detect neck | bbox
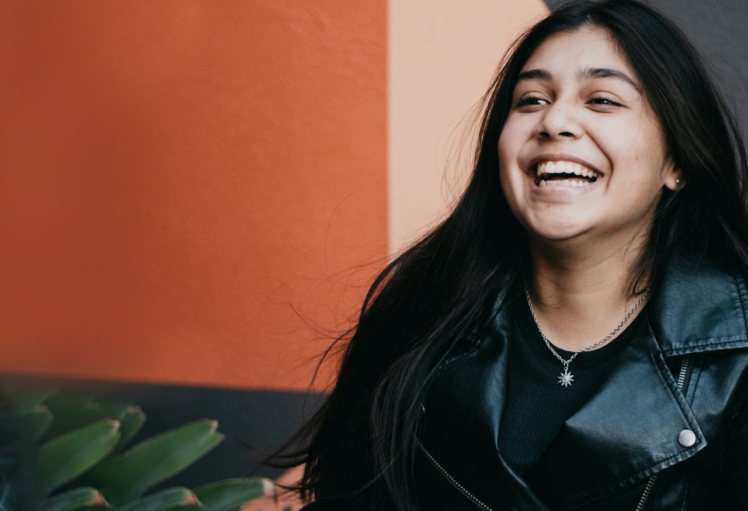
[525,234,651,352]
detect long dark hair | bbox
[264,1,748,509]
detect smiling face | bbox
[497,25,682,248]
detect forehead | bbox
[521,25,638,86]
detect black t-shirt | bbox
[497,294,651,476]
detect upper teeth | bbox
[536,160,598,178]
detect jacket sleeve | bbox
[724,392,748,509]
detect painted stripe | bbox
[388,0,548,256]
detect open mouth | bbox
[532,161,601,188]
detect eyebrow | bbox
[516,67,641,92]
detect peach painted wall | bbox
[389,0,549,255]
[0,1,548,392]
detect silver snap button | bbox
[678,429,696,447]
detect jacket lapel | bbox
[648,253,748,356]
[525,325,706,509]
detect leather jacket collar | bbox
[419,253,748,510]
[648,253,748,356]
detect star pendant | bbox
[558,367,574,387]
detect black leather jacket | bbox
[416,254,748,510]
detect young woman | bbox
[268,0,748,509]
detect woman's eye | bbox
[514,96,622,108]
[516,96,547,107]
[589,97,621,106]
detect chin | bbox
[525,219,588,242]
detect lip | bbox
[527,153,603,176]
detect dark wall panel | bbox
[543,0,748,135]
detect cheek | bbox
[498,134,520,179]
[497,129,513,171]
[497,118,530,183]
[602,111,668,174]
[497,134,515,198]
[498,115,529,159]
[610,127,666,190]
[599,133,669,220]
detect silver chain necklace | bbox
[524,284,651,387]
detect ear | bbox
[663,162,684,191]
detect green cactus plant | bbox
[37,418,122,494]
[117,487,199,511]
[0,383,272,511]
[45,487,108,511]
[0,405,53,442]
[84,419,224,506]
[172,478,269,511]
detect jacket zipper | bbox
[635,354,693,511]
[419,354,695,511]
[417,438,497,511]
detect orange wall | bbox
[0,1,548,392]
[0,1,387,391]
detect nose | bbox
[535,100,583,140]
